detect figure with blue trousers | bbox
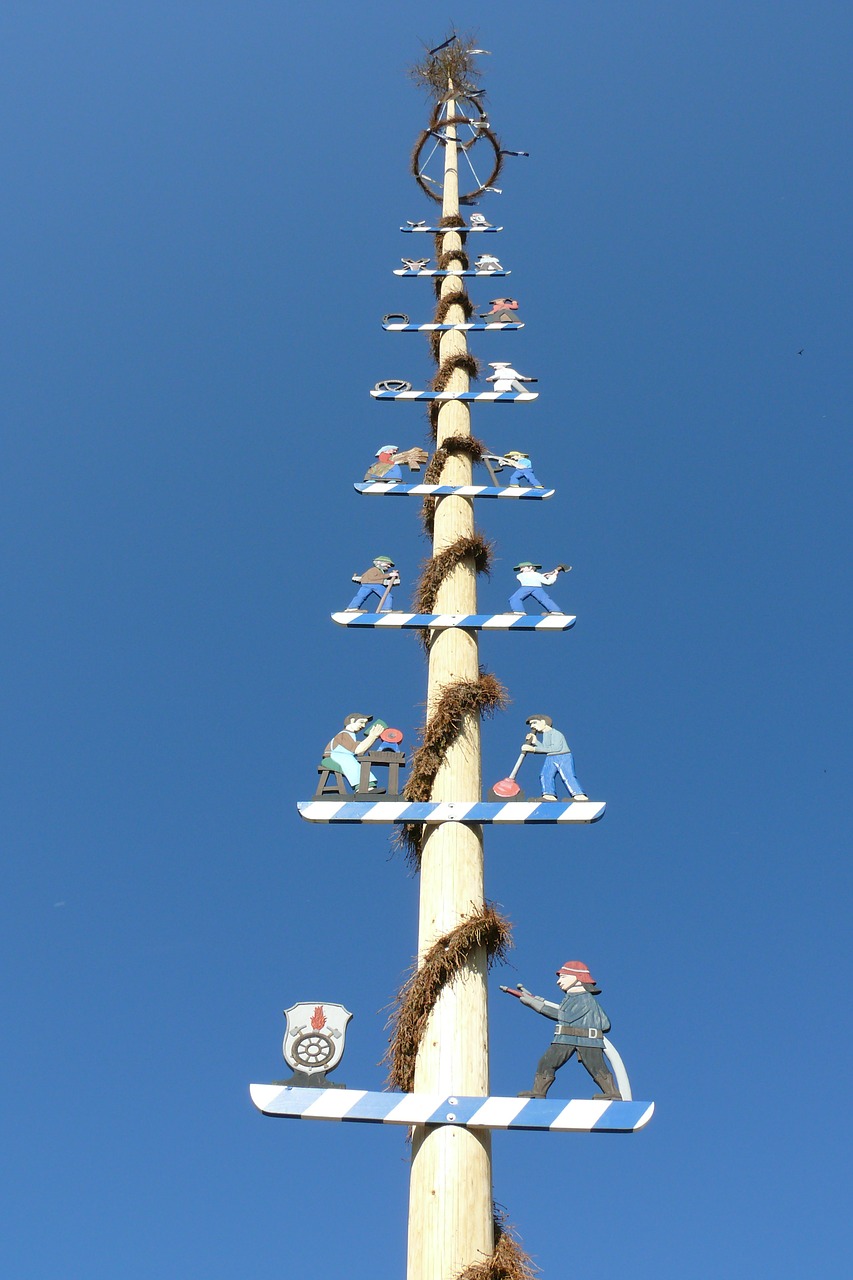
[509,560,571,614]
[521,714,589,801]
[345,555,400,611]
[500,450,544,487]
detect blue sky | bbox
[2,2,851,1276]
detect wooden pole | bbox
[406,88,494,1280]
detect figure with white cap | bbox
[509,561,571,614]
[486,362,536,394]
[469,212,493,229]
[500,450,543,487]
[501,960,621,1100]
[363,444,429,484]
[474,253,503,272]
[345,555,401,612]
[521,714,588,801]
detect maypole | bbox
[251,33,654,1280]
[407,85,493,1280]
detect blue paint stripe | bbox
[504,1098,574,1129]
[340,1093,399,1123]
[424,1095,492,1126]
[590,1102,649,1131]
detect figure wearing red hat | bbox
[502,960,622,1100]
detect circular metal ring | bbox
[374,379,413,393]
[382,313,410,326]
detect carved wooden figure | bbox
[317,712,406,798]
[363,444,429,483]
[486,361,536,393]
[501,961,629,1101]
[520,714,589,801]
[509,561,572,614]
[401,256,431,271]
[473,253,502,272]
[484,449,544,487]
[346,556,401,611]
[478,297,521,324]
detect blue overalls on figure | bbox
[509,562,562,614]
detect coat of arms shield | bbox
[282,1002,352,1079]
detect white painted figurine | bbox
[486,362,536,393]
[474,253,502,272]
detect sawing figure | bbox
[504,960,621,1100]
[345,555,400,611]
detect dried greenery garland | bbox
[384,904,512,1092]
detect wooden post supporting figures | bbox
[405,86,494,1280]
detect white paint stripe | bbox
[249,1083,286,1112]
[548,1099,609,1130]
[479,616,515,628]
[301,1089,368,1119]
[373,614,414,626]
[370,801,411,819]
[383,1094,446,1124]
[491,803,539,822]
[533,615,576,629]
[555,802,606,821]
[465,1097,528,1128]
[358,803,401,821]
[300,801,345,820]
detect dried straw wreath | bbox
[398,670,508,866]
[420,436,486,535]
[431,350,480,391]
[457,1209,539,1280]
[414,532,491,615]
[384,903,512,1092]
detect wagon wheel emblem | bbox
[291,1030,335,1069]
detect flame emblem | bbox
[310,1005,327,1030]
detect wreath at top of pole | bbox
[409,32,504,205]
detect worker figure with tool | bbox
[345,555,400,612]
[522,714,588,801]
[508,561,570,614]
[497,450,544,488]
[363,444,428,484]
[501,960,622,1100]
[321,713,386,792]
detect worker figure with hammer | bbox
[521,714,589,801]
[345,555,400,612]
[502,960,622,1101]
[508,561,570,614]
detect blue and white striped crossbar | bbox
[382,322,524,332]
[400,225,503,233]
[331,611,575,631]
[249,1085,653,1133]
[370,389,538,403]
[354,483,554,498]
[297,799,606,824]
[393,269,510,277]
